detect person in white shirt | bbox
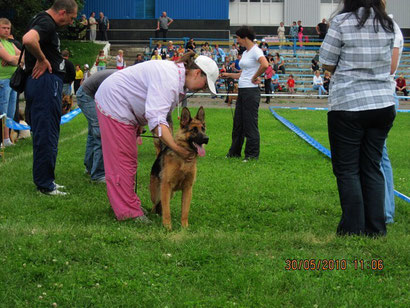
[221,26,268,162]
[312,70,327,96]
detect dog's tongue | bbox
[193,143,206,157]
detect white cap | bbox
[194,55,219,95]
[253,39,257,42]
[262,38,266,42]
[84,64,89,68]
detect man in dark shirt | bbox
[316,18,328,40]
[61,49,75,95]
[98,12,109,41]
[185,38,196,52]
[22,0,78,195]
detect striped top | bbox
[320,8,396,111]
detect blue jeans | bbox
[313,84,326,95]
[380,143,394,223]
[97,66,106,72]
[76,86,105,181]
[0,79,17,118]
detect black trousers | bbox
[227,87,260,159]
[264,78,272,103]
[395,88,408,96]
[328,105,396,236]
[155,28,168,42]
[99,28,108,41]
[25,72,63,192]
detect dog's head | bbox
[179,106,208,157]
[62,94,73,115]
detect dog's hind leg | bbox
[150,175,162,215]
[181,186,193,228]
[160,182,173,230]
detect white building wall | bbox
[229,0,410,29]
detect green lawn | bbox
[0,108,409,307]
[60,40,103,68]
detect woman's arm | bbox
[251,56,269,84]
[153,124,194,160]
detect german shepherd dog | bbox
[62,94,73,115]
[150,107,208,230]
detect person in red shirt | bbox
[264,58,273,103]
[287,74,295,94]
[395,75,408,96]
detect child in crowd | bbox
[287,74,295,94]
[82,64,90,84]
[116,49,126,70]
[167,41,175,57]
[151,50,162,60]
[229,44,238,60]
[96,50,107,71]
[74,64,83,94]
[323,70,331,93]
[171,52,180,61]
[264,58,273,104]
[312,70,327,96]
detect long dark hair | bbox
[339,0,393,33]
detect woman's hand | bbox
[175,146,195,162]
[251,76,261,84]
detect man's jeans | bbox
[76,86,105,181]
[0,79,17,118]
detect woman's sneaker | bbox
[40,188,68,196]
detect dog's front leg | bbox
[161,182,173,230]
[181,186,193,228]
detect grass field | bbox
[0,108,409,307]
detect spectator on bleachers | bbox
[151,50,162,60]
[395,74,408,96]
[312,50,320,63]
[277,22,286,49]
[98,12,109,41]
[289,21,298,43]
[271,69,280,92]
[200,42,212,57]
[234,54,241,70]
[78,14,88,40]
[323,70,331,93]
[259,39,269,56]
[185,38,196,52]
[134,54,145,65]
[152,42,167,59]
[312,70,327,96]
[167,41,176,57]
[213,44,226,63]
[264,57,273,104]
[177,45,185,55]
[311,59,320,72]
[287,74,295,94]
[275,52,286,74]
[229,43,239,60]
[316,18,328,40]
[297,20,304,47]
[171,52,180,61]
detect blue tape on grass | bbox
[270,106,410,113]
[6,108,82,131]
[269,107,410,203]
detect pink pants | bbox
[96,108,144,220]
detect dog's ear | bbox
[180,107,192,128]
[70,94,73,101]
[195,106,205,122]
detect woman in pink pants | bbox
[95,52,218,222]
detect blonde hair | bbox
[324,70,330,76]
[0,18,11,26]
[118,49,123,54]
[315,70,321,75]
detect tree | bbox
[0,0,85,40]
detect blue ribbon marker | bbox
[269,106,410,203]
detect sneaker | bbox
[133,215,152,224]
[92,176,106,183]
[53,182,65,190]
[40,189,68,196]
[3,139,14,147]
